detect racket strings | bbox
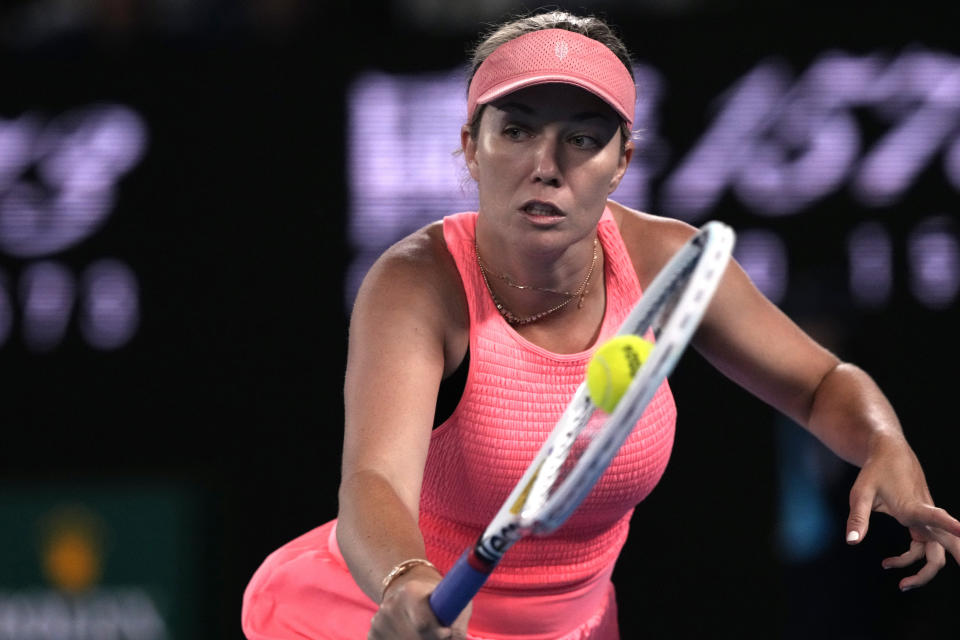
[521,394,598,517]
[522,228,728,531]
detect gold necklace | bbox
[475,237,599,326]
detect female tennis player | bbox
[242,10,960,639]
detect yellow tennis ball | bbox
[586,335,653,413]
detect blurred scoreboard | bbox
[346,49,960,316]
[0,104,144,353]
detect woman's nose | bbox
[532,136,562,186]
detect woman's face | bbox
[462,83,632,251]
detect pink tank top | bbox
[419,209,677,636]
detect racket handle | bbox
[428,549,493,626]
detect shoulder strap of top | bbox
[442,212,485,328]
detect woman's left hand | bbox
[845,435,960,590]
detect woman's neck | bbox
[474,225,599,293]
[474,220,605,332]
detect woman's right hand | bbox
[368,567,472,640]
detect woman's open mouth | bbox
[521,201,565,224]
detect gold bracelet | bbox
[380,558,437,601]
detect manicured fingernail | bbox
[846,530,860,543]
[900,584,913,592]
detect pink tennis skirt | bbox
[242,520,620,640]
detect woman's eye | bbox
[504,127,526,140]
[570,135,598,149]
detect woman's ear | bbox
[608,138,634,194]
[461,124,479,181]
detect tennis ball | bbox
[586,335,653,413]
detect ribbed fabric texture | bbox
[422,209,677,592]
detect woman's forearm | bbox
[805,362,909,467]
[336,469,433,603]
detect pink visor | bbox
[467,29,636,128]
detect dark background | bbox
[2,1,958,638]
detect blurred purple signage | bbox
[0,104,145,352]
[347,49,960,311]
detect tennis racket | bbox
[428,220,736,626]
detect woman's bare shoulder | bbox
[361,222,463,302]
[606,200,697,288]
[354,221,469,365]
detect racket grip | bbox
[428,549,493,626]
